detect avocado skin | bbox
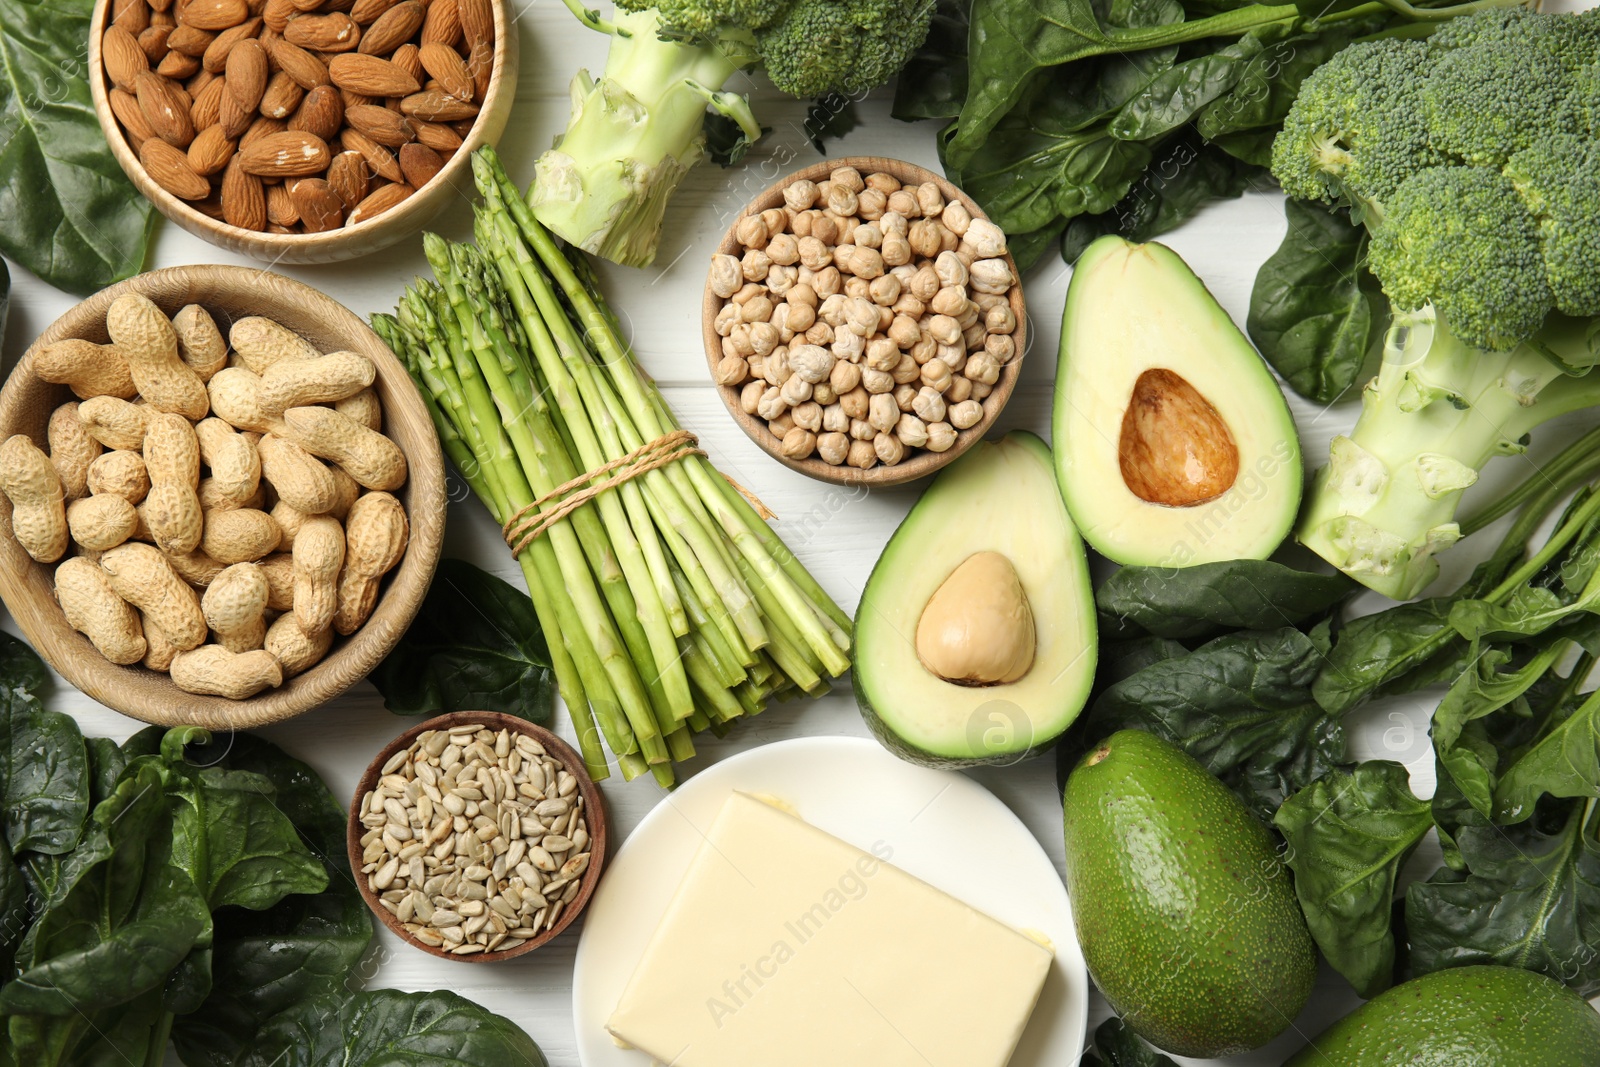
[1062,728,1315,1057]
[1284,965,1600,1066]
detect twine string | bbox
[501,429,774,556]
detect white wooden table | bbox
[5,2,1596,1061]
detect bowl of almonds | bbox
[703,156,1026,487]
[87,0,516,262]
[0,264,447,728]
[349,712,608,961]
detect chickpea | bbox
[844,276,872,302]
[791,209,818,237]
[766,233,800,267]
[817,431,849,465]
[787,282,818,308]
[930,286,969,318]
[909,219,942,258]
[895,413,929,449]
[857,188,887,220]
[739,379,765,414]
[766,264,797,296]
[949,398,983,429]
[798,235,832,271]
[822,403,849,433]
[756,386,788,421]
[812,266,842,299]
[715,354,749,386]
[921,358,952,393]
[915,182,944,218]
[893,383,919,412]
[831,327,865,363]
[888,314,920,349]
[927,314,961,346]
[892,294,926,320]
[963,218,1007,259]
[830,166,864,192]
[827,185,859,217]
[786,301,817,333]
[732,282,765,305]
[874,432,905,466]
[811,214,840,245]
[742,249,771,281]
[768,412,795,437]
[985,303,1017,334]
[804,322,834,346]
[849,417,876,442]
[870,274,902,307]
[946,374,973,403]
[839,386,869,421]
[941,201,972,237]
[986,332,1016,364]
[749,321,779,358]
[910,335,938,366]
[861,367,895,394]
[784,179,819,212]
[715,301,741,337]
[912,386,946,423]
[735,214,769,249]
[886,189,920,218]
[780,427,817,460]
[830,358,861,395]
[878,211,908,237]
[847,438,879,470]
[925,421,957,453]
[740,295,774,324]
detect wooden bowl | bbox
[703,156,1027,488]
[348,712,608,962]
[86,0,518,264]
[0,265,447,728]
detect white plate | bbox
[572,736,1089,1066]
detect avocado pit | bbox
[915,551,1036,686]
[1118,368,1240,507]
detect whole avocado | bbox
[1284,965,1600,1066]
[1062,729,1315,1057]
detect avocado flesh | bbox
[1284,965,1600,1067]
[1062,729,1315,1057]
[1054,236,1303,566]
[854,431,1096,767]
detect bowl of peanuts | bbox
[704,156,1026,487]
[0,264,446,728]
[87,0,516,262]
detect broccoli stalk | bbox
[1271,8,1600,599]
[529,0,932,267]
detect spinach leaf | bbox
[0,0,154,294]
[1313,598,1458,714]
[891,0,969,120]
[0,834,27,976]
[1493,687,1600,824]
[1097,558,1350,640]
[171,737,374,1067]
[1406,796,1600,997]
[1077,628,1345,821]
[0,689,89,856]
[1274,761,1432,997]
[84,737,126,806]
[1108,36,1262,141]
[369,558,556,721]
[1079,1016,1178,1066]
[1194,28,1365,141]
[0,629,49,695]
[242,989,549,1067]
[1248,198,1385,404]
[1008,218,1069,271]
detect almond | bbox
[266,181,300,225]
[289,0,324,10]
[457,0,491,50]
[113,0,152,36]
[283,12,360,52]
[397,141,442,189]
[110,87,158,146]
[186,67,215,95]
[263,0,295,31]
[138,24,173,63]
[259,70,305,117]
[237,129,331,176]
[135,69,195,146]
[338,127,402,182]
[184,0,249,31]
[166,23,214,54]
[157,50,202,78]
[348,182,412,225]
[290,178,344,231]
[268,38,330,89]
[287,83,343,140]
[356,0,422,54]
[448,117,475,139]
[419,0,458,47]
[221,157,268,229]
[344,103,413,146]
[420,121,467,154]
[223,36,268,110]
[187,123,236,174]
[398,88,475,122]
[349,0,391,22]
[466,36,492,102]
[102,25,150,92]
[217,81,255,137]
[150,6,175,26]
[190,73,227,129]
[192,191,226,219]
[201,16,262,72]
[326,149,369,209]
[140,137,210,199]
[418,41,471,102]
[340,88,376,110]
[150,0,173,13]
[390,42,422,82]
[240,115,288,149]
[329,53,419,97]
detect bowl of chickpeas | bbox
[701,156,1027,487]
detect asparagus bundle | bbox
[375,148,852,787]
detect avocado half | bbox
[1054,236,1303,566]
[1283,965,1600,1066]
[853,431,1096,767]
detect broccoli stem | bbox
[528,6,753,267]
[1299,308,1600,599]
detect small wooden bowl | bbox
[703,156,1027,488]
[0,264,447,728]
[86,0,518,264]
[348,712,608,962]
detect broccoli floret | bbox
[1273,9,1600,600]
[1368,167,1550,350]
[530,0,932,266]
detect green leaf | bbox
[1406,796,1600,997]
[1108,37,1262,141]
[0,833,28,977]
[83,737,126,807]
[171,735,374,1067]
[891,0,970,120]
[1494,687,1600,824]
[0,0,154,294]
[1194,27,1367,140]
[1248,198,1386,405]
[1096,558,1350,640]
[0,689,89,856]
[1313,598,1458,714]
[1078,1016,1178,1066]
[801,94,857,154]
[0,630,49,696]
[241,989,549,1067]
[1274,761,1432,997]
[1076,628,1345,821]
[369,558,556,721]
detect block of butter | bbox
[606,791,1053,1067]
